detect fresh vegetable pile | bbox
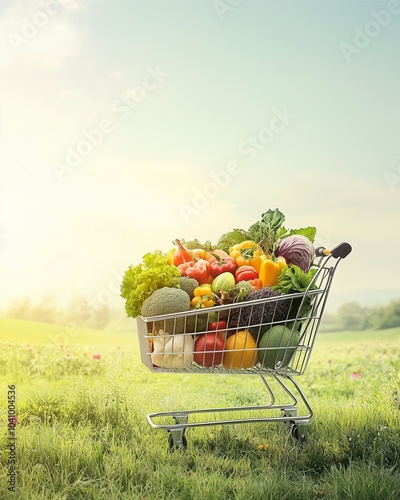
[121,208,319,371]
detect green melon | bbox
[258,325,300,370]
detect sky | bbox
[0,0,399,314]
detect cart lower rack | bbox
[136,242,352,450]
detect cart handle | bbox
[315,242,352,259]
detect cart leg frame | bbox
[147,374,313,448]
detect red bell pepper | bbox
[209,254,238,279]
[178,259,210,285]
[209,320,227,331]
[235,265,258,282]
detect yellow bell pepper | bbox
[167,248,176,265]
[259,255,286,287]
[190,248,206,260]
[193,284,213,297]
[191,295,215,308]
[229,240,263,273]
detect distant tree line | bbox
[319,298,400,332]
[3,294,131,330]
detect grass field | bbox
[0,317,399,499]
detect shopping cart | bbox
[136,242,352,449]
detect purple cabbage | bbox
[275,235,314,272]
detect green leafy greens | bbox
[221,208,317,255]
[179,239,214,251]
[272,265,317,294]
[247,208,287,254]
[272,264,319,326]
[247,208,317,254]
[120,250,180,318]
[288,226,317,243]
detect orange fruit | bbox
[222,330,258,369]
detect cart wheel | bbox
[290,423,307,444]
[168,431,187,452]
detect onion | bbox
[275,235,314,272]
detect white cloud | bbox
[0,0,97,71]
[21,20,81,69]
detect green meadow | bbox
[0,317,399,499]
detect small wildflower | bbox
[93,353,101,360]
[327,358,332,364]
[257,442,282,452]
[351,372,361,379]
[66,353,72,358]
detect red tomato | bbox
[209,321,227,331]
[235,265,258,282]
[194,333,225,367]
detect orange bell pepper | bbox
[248,278,263,290]
[204,249,229,262]
[172,239,193,266]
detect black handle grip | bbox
[331,242,352,259]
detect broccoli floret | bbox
[177,276,199,300]
[140,287,190,333]
[231,281,253,302]
[216,228,248,253]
